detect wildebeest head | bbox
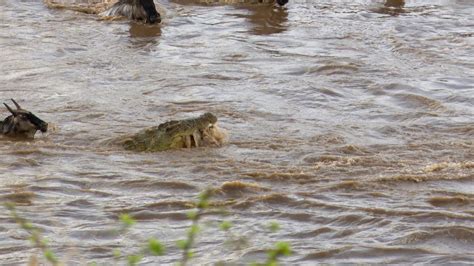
[1,99,48,139]
[140,0,161,24]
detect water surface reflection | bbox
[169,0,288,35]
[233,5,288,35]
[128,21,162,38]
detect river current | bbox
[0,0,473,264]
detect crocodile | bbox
[109,112,228,152]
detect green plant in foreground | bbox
[4,203,60,266]
[177,188,213,266]
[268,221,281,233]
[119,213,136,229]
[113,190,212,266]
[249,241,292,266]
[264,221,292,266]
[220,220,233,231]
[6,189,292,265]
[115,213,166,266]
[251,222,292,266]
[265,241,292,266]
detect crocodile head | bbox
[2,99,48,139]
[162,112,217,137]
[196,112,218,128]
[166,112,218,148]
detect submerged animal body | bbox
[44,0,161,23]
[109,112,228,152]
[1,99,48,139]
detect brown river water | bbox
[1,0,473,264]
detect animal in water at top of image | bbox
[108,112,228,152]
[372,0,406,15]
[0,99,48,139]
[172,0,288,6]
[384,0,405,8]
[44,0,161,24]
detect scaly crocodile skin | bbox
[111,112,225,152]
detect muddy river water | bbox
[1,0,473,264]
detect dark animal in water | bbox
[102,0,161,24]
[44,0,161,24]
[172,0,288,6]
[0,99,48,139]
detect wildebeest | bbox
[1,99,48,139]
[102,0,161,23]
[44,0,161,24]
[170,0,288,6]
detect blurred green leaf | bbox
[220,221,232,231]
[113,249,121,258]
[274,242,291,256]
[44,250,58,264]
[41,239,49,247]
[22,222,34,230]
[268,222,280,233]
[187,251,194,259]
[29,236,38,245]
[148,238,165,256]
[119,214,136,227]
[127,254,142,266]
[197,201,209,209]
[186,210,198,220]
[177,239,188,250]
[197,190,212,209]
[188,224,200,235]
[198,190,212,202]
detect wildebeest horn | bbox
[11,99,21,109]
[3,103,16,115]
